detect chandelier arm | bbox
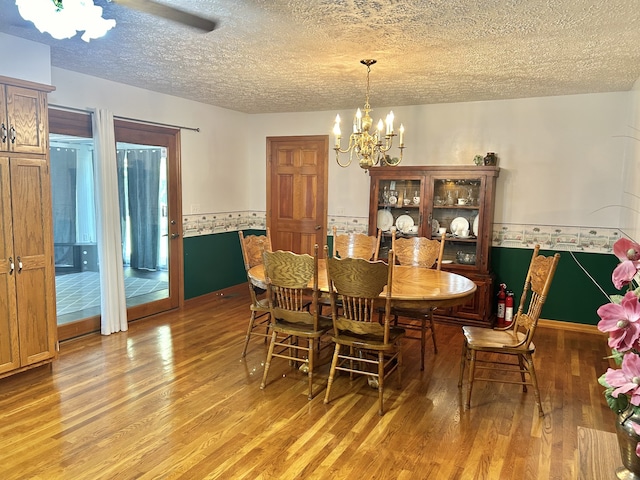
[335,148,352,167]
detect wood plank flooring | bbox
[0,289,617,479]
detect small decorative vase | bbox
[616,409,640,479]
[483,152,497,166]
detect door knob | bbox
[315,225,321,231]
[171,233,180,239]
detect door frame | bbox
[114,119,183,320]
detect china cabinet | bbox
[0,76,57,379]
[368,165,500,327]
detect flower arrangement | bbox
[596,237,640,455]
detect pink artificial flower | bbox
[598,291,640,352]
[605,353,640,406]
[612,238,640,289]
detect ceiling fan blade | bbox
[112,0,218,32]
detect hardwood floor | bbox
[0,288,616,479]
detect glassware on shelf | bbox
[381,185,390,204]
[446,191,454,206]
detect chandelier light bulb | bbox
[333,115,341,147]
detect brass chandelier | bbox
[332,59,405,170]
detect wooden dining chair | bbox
[332,225,382,261]
[388,231,446,370]
[238,228,273,358]
[320,226,383,315]
[324,248,405,416]
[260,245,332,400]
[458,245,560,416]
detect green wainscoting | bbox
[491,247,618,325]
[184,231,248,299]
[184,230,618,326]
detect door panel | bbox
[10,158,56,365]
[6,86,47,154]
[267,136,328,255]
[0,156,19,373]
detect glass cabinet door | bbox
[372,177,424,258]
[431,176,482,267]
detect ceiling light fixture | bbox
[16,0,116,42]
[332,59,405,171]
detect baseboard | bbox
[538,318,605,335]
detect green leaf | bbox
[610,294,624,305]
[605,391,630,413]
[611,349,625,366]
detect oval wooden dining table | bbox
[247,259,477,310]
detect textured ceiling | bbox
[1,0,640,114]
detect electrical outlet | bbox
[337,207,345,215]
[191,204,201,214]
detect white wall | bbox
[248,92,631,229]
[622,79,640,242]
[50,67,249,215]
[0,33,51,85]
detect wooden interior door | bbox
[10,157,57,366]
[267,136,328,255]
[0,156,20,373]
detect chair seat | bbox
[252,297,270,312]
[272,316,333,337]
[332,327,405,350]
[462,326,534,352]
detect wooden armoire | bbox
[0,75,57,378]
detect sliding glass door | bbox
[50,110,182,340]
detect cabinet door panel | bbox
[5,86,47,154]
[0,156,19,372]
[453,279,489,320]
[10,158,56,365]
[0,88,7,152]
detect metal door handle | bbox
[17,256,22,272]
[0,123,6,143]
[315,225,321,230]
[9,256,14,274]
[170,233,180,239]
[9,126,16,144]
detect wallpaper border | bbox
[182,211,620,254]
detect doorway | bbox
[50,110,182,340]
[266,135,328,255]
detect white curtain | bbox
[92,108,127,335]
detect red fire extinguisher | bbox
[496,283,506,327]
[504,290,515,326]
